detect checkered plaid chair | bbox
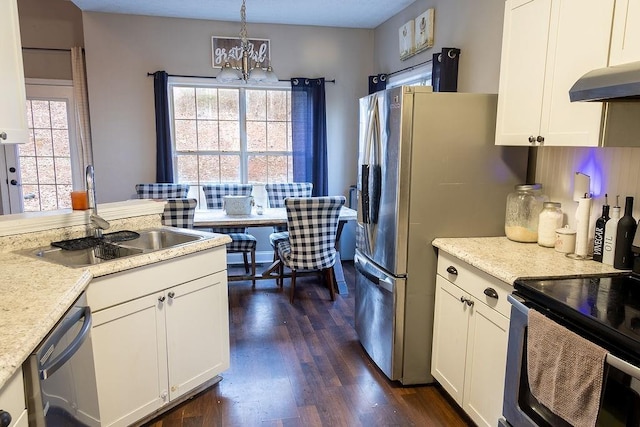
[276,196,345,303]
[161,198,197,229]
[265,183,313,262]
[202,184,257,286]
[135,183,190,199]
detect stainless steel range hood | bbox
[569,60,640,102]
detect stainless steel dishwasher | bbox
[23,292,101,426]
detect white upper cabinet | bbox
[496,0,615,147]
[0,0,28,145]
[610,0,640,65]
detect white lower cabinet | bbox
[432,252,510,427]
[0,369,28,427]
[87,247,230,427]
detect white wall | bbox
[81,12,374,203]
[374,0,505,93]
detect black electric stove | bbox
[514,273,640,366]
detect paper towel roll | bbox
[575,197,592,257]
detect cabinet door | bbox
[431,275,471,405]
[0,0,28,145]
[165,271,230,401]
[539,0,613,147]
[91,293,168,427]
[462,301,510,427]
[495,0,552,146]
[610,0,640,65]
[0,369,28,427]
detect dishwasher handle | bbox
[39,306,92,380]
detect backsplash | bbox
[535,146,640,236]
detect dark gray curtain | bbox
[432,48,461,92]
[368,73,387,94]
[291,77,328,196]
[153,71,174,182]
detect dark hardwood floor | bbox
[143,261,471,427]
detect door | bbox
[356,87,409,276]
[354,251,405,381]
[431,275,469,404]
[610,0,640,65]
[165,272,230,401]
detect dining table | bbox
[193,206,358,294]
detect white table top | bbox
[194,206,357,227]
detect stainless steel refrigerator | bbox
[355,86,527,385]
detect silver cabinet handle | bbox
[0,132,7,141]
[447,266,458,275]
[528,135,535,143]
[536,135,545,143]
[158,296,166,302]
[466,299,474,307]
[168,291,175,299]
[460,296,466,303]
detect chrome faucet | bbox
[86,165,110,238]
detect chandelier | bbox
[217,0,278,83]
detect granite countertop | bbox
[0,228,231,390]
[432,236,625,285]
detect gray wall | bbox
[81,12,372,203]
[374,0,505,93]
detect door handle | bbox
[10,179,18,186]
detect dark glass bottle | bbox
[592,197,610,262]
[613,196,637,269]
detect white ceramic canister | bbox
[223,195,254,215]
[538,202,563,247]
[555,226,577,254]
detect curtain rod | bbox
[147,72,335,84]
[386,58,433,78]
[22,47,74,52]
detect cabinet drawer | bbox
[436,251,512,318]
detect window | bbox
[168,78,292,205]
[16,81,80,212]
[387,62,433,88]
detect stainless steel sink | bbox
[118,229,203,251]
[30,228,204,267]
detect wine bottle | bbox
[602,197,620,266]
[592,194,610,262]
[613,196,637,269]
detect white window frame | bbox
[387,62,433,88]
[167,77,292,202]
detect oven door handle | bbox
[507,294,529,316]
[606,353,640,379]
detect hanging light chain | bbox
[239,0,248,47]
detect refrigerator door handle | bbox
[361,164,370,224]
[355,255,394,293]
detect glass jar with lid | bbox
[537,202,563,247]
[504,184,548,243]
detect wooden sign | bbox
[211,37,271,69]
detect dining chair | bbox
[276,196,346,303]
[135,183,190,199]
[265,182,313,261]
[202,184,257,287]
[161,198,197,228]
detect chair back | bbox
[136,183,190,199]
[265,183,313,208]
[202,184,253,233]
[284,196,345,270]
[161,198,197,229]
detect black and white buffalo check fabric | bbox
[265,182,313,233]
[202,183,257,253]
[161,198,197,229]
[135,183,190,199]
[277,196,345,271]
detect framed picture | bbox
[399,20,415,60]
[211,36,270,69]
[415,9,435,53]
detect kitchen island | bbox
[0,199,231,415]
